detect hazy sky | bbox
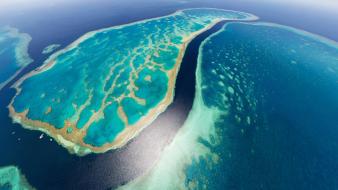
[0,0,337,19]
[255,0,338,11]
[1,0,338,9]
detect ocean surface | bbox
[0,0,337,189]
[196,22,338,190]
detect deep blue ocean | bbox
[0,0,337,189]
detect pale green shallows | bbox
[0,166,35,190]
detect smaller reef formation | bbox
[0,166,35,190]
[42,44,61,54]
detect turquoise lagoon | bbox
[118,22,338,189]
[0,27,33,91]
[9,9,257,155]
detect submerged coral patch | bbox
[42,44,61,54]
[0,166,35,190]
[0,26,33,90]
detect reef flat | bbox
[41,44,61,54]
[9,9,257,155]
[0,166,35,190]
[0,27,33,90]
[117,22,338,190]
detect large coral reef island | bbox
[9,9,257,155]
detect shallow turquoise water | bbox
[0,166,33,190]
